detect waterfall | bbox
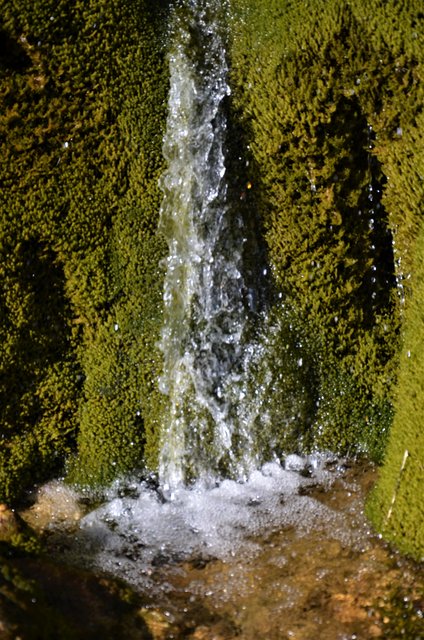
[158,0,262,490]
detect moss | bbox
[229,0,423,557]
[66,1,170,485]
[367,221,424,562]
[228,0,424,458]
[1,0,423,566]
[0,237,79,501]
[0,1,169,498]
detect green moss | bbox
[66,1,169,485]
[228,0,424,458]
[229,0,423,557]
[0,1,169,498]
[0,236,79,501]
[1,0,423,566]
[367,222,424,562]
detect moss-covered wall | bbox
[229,0,423,557]
[367,218,424,561]
[231,0,422,459]
[0,0,169,499]
[1,0,423,561]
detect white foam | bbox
[71,456,357,590]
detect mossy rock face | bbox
[229,0,423,557]
[0,0,169,498]
[367,221,424,562]
[228,0,424,459]
[1,0,423,571]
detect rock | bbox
[138,609,173,640]
[21,481,83,533]
[0,504,25,541]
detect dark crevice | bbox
[0,29,31,72]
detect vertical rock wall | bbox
[0,0,169,497]
[1,0,423,560]
[367,218,424,561]
[229,0,423,558]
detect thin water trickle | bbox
[158,0,265,489]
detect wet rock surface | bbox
[0,554,156,639]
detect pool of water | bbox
[22,457,423,639]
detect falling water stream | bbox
[17,1,423,638]
[157,0,263,490]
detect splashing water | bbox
[26,456,424,640]
[30,456,373,595]
[158,0,264,490]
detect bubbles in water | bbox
[58,455,362,592]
